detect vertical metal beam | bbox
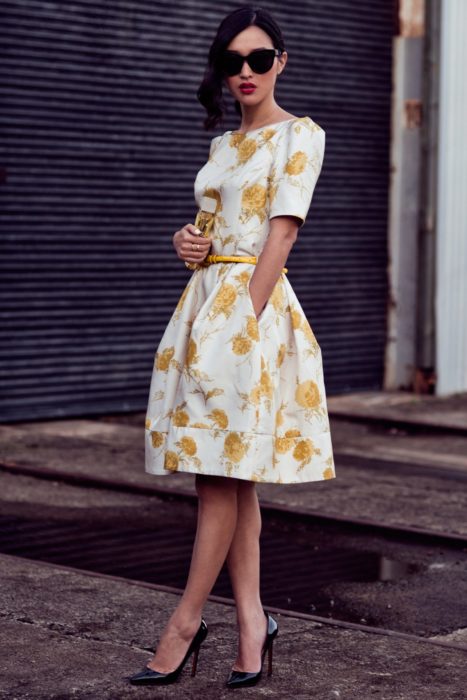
[415,0,440,394]
[384,0,425,391]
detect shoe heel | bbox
[191,644,201,676]
[267,639,274,676]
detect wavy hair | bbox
[197,5,286,132]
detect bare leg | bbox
[147,474,239,673]
[225,480,268,673]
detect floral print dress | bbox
[145,115,336,484]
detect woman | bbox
[129,4,335,690]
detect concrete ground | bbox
[327,389,467,433]
[0,467,465,642]
[1,390,467,698]
[2,553,467,700]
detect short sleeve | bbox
[268,119,325,229]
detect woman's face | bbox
[222,26,287,106]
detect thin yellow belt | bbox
[202,254,288,274]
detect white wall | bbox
[435,0,467,394]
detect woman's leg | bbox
[147,474,239,673]
[225,480,268,673]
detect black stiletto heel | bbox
[128,618,208,686]
[267,633,274,676]
[226,609,278,689]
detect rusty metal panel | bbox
[0,1,393,421]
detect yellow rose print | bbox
[261,128,277,141]
[277,344,286,367]
[295,379,321,409]
[323,466,334,479]
[209,283,237,320]
[223,432,247,463]
[180,436,197,456]
[236,137,257,164]
[232,333,253,356]
[284,150,308,176]
[270,282,286,314]
[208,408,229,429]
[302,321,320,356]
[249,385,261,405]
[275,404,285,428]
[229,132,247,149]
[151,431,164,448]
[246,316,260,341]
[268,175,279,208]
[293,439,313,462]
[164,451,179,471]
[275,436,295,453]
[260,367,273,399]
[172,406,190,427]
[294,438,321,472]
[185,338,200,367]
[290,309,303,330]
[235,270,251,286]
[240,184,268,224]
[155,346,175,371]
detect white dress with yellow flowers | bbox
[145,115,336,484]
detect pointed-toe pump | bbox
[129,618,208,686]
[226,609,278,689]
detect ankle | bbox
[169,608,202,636]
[236,603,265,629]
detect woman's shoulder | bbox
[275,117,325,155]
[269,117,324,161]
[209,115,324,146]
[284,115,324,134]
[259,115,324,145]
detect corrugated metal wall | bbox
[435,0,467,395]
[0,1,393,422]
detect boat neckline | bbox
[226,115,309,136]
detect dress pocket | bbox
[247,281,267,325]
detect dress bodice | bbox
[194,116,325,258]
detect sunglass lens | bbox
[249,51,275,73]
[220,50,277,76]
[222,55,241,76]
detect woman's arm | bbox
[248,216,299,318]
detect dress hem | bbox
[145,425,336,485]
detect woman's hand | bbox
[247,224,295,320]
[248,280,266,320]
[173,224,213,264]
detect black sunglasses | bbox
[219,48,283,77]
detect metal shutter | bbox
[0,1,393,421]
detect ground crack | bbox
[0,612,150,653]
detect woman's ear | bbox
[277,51,288,76]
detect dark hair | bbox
[197,5,286,132]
